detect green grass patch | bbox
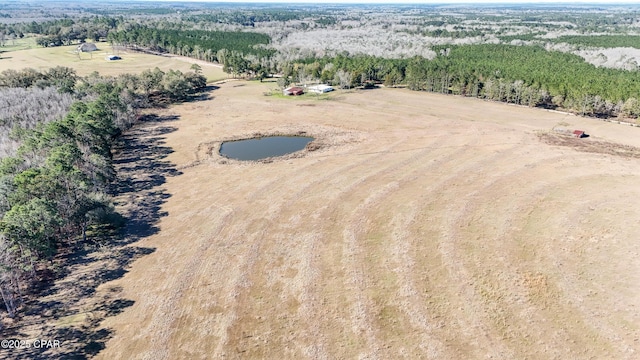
[0,37,37,53]
[57,312,91,327]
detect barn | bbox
[573,130,586,138]
[283,86,304,96]
[77,43,97,52]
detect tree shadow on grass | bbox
[0,113,183,360]
[110,114,183,241]
[185,85,219,102]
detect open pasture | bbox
[0,36,37,53]
[93,83,640,359]
[0,41,226,81]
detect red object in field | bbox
[573,130,585,138]
[283,86,304,96]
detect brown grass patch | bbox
[538,131,640,158]
[76,83,640,360]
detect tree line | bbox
[284,44,640,119]
[0,67,206,325]
[549,35,640,49]
[183,10,307,27]
[21,18,633,120]
[106,26,274,59]
[106,26,274,79]
[0,17,120,47]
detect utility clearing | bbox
[89,83,639,359]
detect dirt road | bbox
[97,83,640,359]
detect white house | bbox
[307,84,334,94]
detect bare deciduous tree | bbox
[334,69,352,89]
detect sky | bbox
[151,0,637,3]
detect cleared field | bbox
[0,42,227,81]
[95,83,640,359]
[0,36,37,53]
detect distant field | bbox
[0,41,227,82]
[0,36,37,52]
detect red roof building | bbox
[573,130,585,138]
[283,86,304,96]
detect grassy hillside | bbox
[0,42,226,82]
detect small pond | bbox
[219,136,314,161]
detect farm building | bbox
[308,84,334,93]
[283,86,304,96]
[77,43,97,52]
[573,130,586,138]
[105,55,122,61]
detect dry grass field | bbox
[76,82,640,359]
[0,41,227,81]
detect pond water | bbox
[219,136,314,161]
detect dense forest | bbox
[0,67,206,323]
[284,45,640,118]
[106,26,274,77]
[0,17,120,47]
[106,26,273,59]
[182,10,308,26]
[549,35,640,49]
